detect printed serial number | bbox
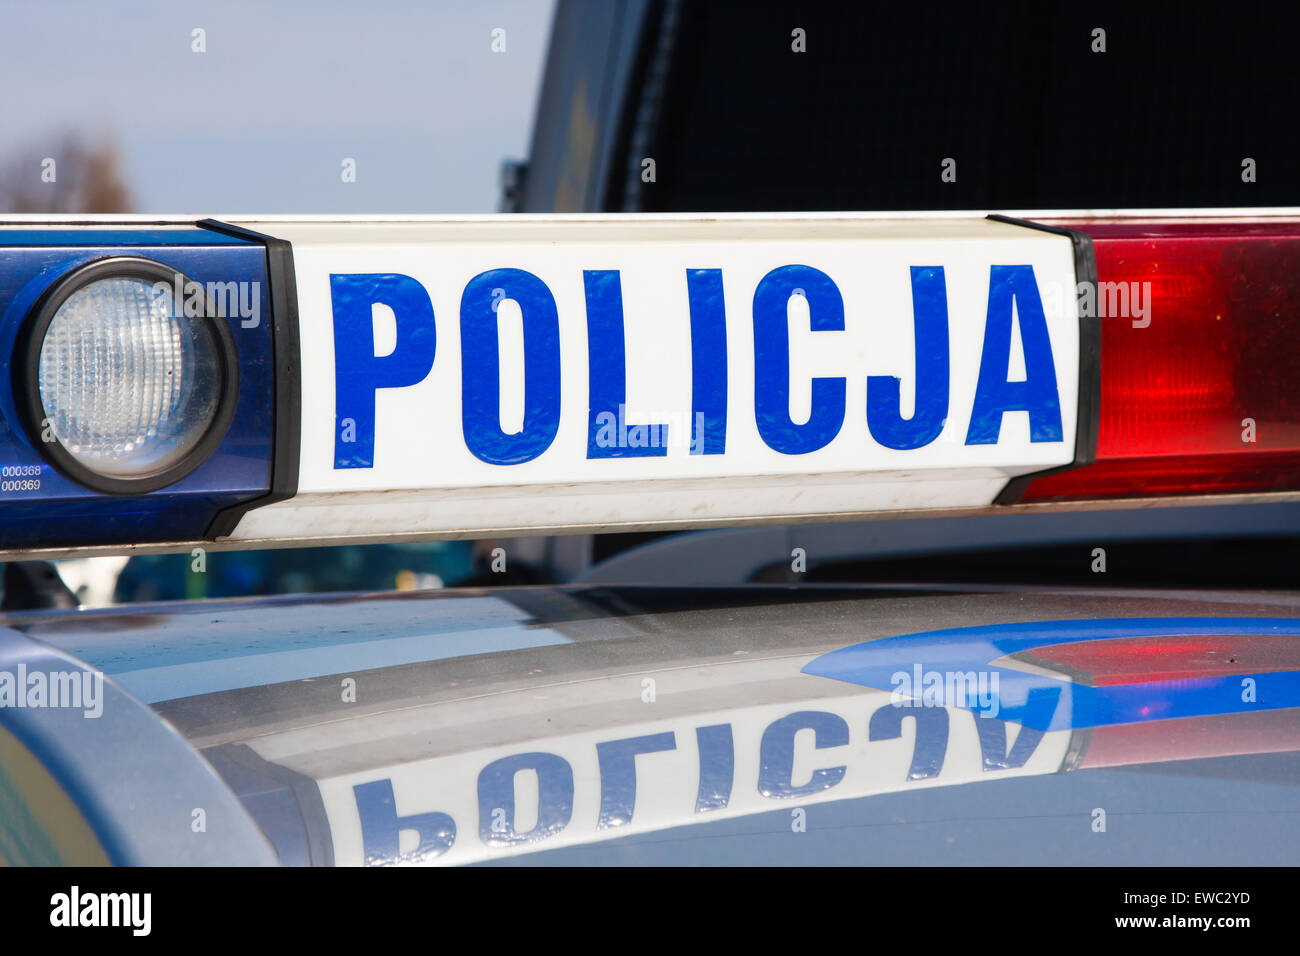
[1,465,41,478]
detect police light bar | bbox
[0,211,1296,558]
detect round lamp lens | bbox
[36,275,223,479]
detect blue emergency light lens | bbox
[37,275,223,478]
[14,255,242,495]
[0,228,277,550]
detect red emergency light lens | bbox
[1016,219,1300,501]
[1010,632,1300,686]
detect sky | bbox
[0,0,557,213]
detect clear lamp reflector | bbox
[36,276,222,478]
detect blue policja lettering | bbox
[753,265,846,454]
[694,723,735,813]
[461,268,562,464]
[353,778,455,864]
[686,269,728,455]
[353,697,1048,865]
[477,751,574,846]
[330,274,436,469]
[966,264,1063,445]
[585,270,669,458]
[596,731,676,828]
[974,687,1056,770]
[867,266,950,450]
[333,261,1066,473]
[758,710,849,798]
[868,704,949,780]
